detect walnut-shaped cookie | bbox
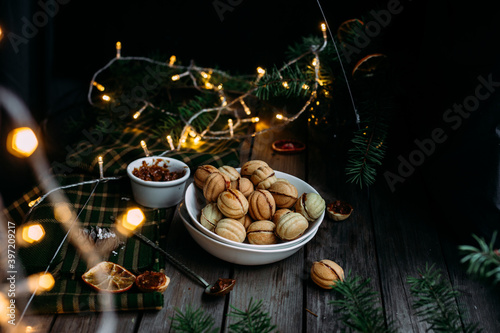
[272,208,292,224]
[240,160,268,178]
[295,192,326,222]
[200,203,223,232]
[215,218,246,243]
[275,212,308,241]
[250,165,277,190]
[217,189,249,219]
[203,172,230,202]
[248,189,276,221]
[194,165,219,189]
[268,180,298,208]
[218,165,241,188]
[233,177,254,198]
[310,259,344,289]
[247,220,278,245]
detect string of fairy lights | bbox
[1,22,341,331]
[87,23,330,154]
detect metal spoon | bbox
[134,226,235,296]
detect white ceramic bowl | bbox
[127,156,190,208]
[178,202,316,265]
[184,169,324,249]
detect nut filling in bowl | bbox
[127,157,190,209]
[185,168,325,250]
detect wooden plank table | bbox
[20,118,500,332]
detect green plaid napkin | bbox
[3,113,241,314]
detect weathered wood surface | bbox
[17,119,500,333]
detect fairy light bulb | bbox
[98,156,104,178]
[321,22,327,39]
[21,223,45,244]
[302,84,310,90]
[282,81,289,89]
[205,82,214,90]
[171,74,180,81]
[28,197,42,208]
[251,117,260,123]
[312,58,318,67]
[167,135,175,150]
[140,140,150,156]
[102,94,111,102]
[257,67,265,76]
[193,136,201,144]
[116,41,121,58]
[124,208,145,231]
[228,119,234,137]
[92,81,105,91]
[201,71,209,79]
[37,273,55,291]
[7,127,38,158]
[169,55,176,66]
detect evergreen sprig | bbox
[330,273,396,333]
[171,305,218,333]
[228,298,277,333]
[256,64,312,100]
[407,264,481,333]
[460,231,500,285]
[345,111,389,187]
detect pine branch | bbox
[345,112,388,188]
[407,264,482,333]
[330,273,396,333]
[228,298,277,333]
[255,64,313,100]
[460,231,500,285]
[171,306,218,333]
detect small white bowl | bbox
[127,156,190,208]
[184,169,324,249]
[178,202,316,265]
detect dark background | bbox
[1,0,499,240]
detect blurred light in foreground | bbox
[28,273,55,294]
[7,127,38,158]
[22,223,45,244]
[117,208,145,236]
[54,203,73,223]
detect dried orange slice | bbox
[351,53,388,79]
[82,261,136,293]
[337,18,364,44]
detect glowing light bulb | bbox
[257,67,266,76]
[228,119,234,137]
[98,156,104,178]
[22,223,45,244]
[201,71,209,79]
[123,208,145,231]
[28,197,42,208]
[92,81,105,91]
[251,117,260,123]
[167,135,175,150]
[321,22,327,39]
[102,94,111,102]
[193,136,201,144]
[140,140,150,156]
[54,203,73,223]
[169,55,176,66]
[7,127,38,158]
[312,58,318,67]
[276,114,289,121]
[38,273,55,291]
[217,84,223,90]
[171,74,180,81]
[204,82,214,90]
[282,82,289,89]
[116,41,121,58]
[302,84,310,90]
[133,111,141,119]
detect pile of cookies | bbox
[193,160,325,245]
